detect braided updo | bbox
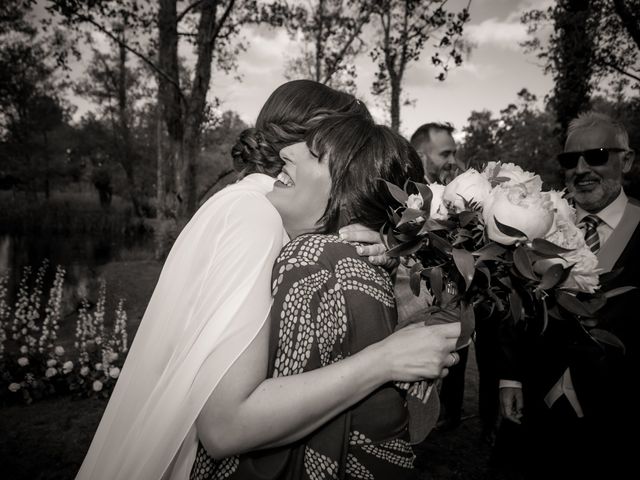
[231,80,371,178]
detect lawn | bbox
[0,258,521,480]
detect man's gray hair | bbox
[567,111,630,150]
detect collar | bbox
[242,173,277,194]
[576,189,628,230]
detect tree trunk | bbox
[389,75,401,132]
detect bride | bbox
[76,80,460,480]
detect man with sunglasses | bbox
[498,112,640,478]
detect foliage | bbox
[368,0,471,131]
[522,0,640,132]
[0,261,129,404]
[459,89,563,189]
[284,0,372,93]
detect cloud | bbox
[465,18,529,50]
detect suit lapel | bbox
[597,201,640,273]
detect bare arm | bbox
[196,320,460,459]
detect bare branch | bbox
[177,0,205,24]
[210,0,237,46]
[600,59,640,83]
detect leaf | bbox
[418,218,449,234]
[513,247,537,281]
[474,242,506,263]
[414,182,434,213]
[494,216,527,240]
[603,286,637,299]
[397,208,425,227]
[458,210,477,228]
[538,263,565,290]
[540,298,549,333]
[556,291,594,317]
[589,329,626,354]
[452,248,475,291]
[458,302,476,349]
[531,238,573,255]
[386,237,423,257]
[599,268,624,284]
[428,232,452,255]
[428,266,443,304]
[509,290,523,323]
[382,180,409,205]
[409,263,423,297]
[476,263,491,285]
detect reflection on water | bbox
[0,232,154,304]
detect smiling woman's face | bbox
[266,142,332,238]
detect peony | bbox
[108,367,120,379]
[428,183,449,221]
[443,169,492,213]
[80,366,90,377]
[406,193,423,210]
[46,359,57,368]
[547,190,576,228]
[19,345,28,354]
[533,220,600,293]
[17,357,29,367]
[45,367,57,378]
[93,380,103,392]
[54,346,65,356]
[8,383,21,392]
[483,184,554,245]
[62,361,74,374]
[483,161,543,194]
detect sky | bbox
[206,0,556,140]
[45,0,556,141]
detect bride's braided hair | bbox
[231,80,371,178]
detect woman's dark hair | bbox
[307,114,425,233]
[231,80,371,177]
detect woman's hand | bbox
[339,223,398,269]
[372,322,461,382]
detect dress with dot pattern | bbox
[191,234,416,480]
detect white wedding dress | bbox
[76,173,287,480]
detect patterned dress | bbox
[191,234,416,480]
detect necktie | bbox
[580,215,602,254]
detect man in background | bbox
[410,122,459,184]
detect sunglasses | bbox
[557,148,628,169]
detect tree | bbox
[522,0,640,134]
[284,0,373,92]
[369,0,471,131]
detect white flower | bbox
[62,361,74,374]
[46,359,57,368]
[17,357,29,367]
[483,161,543,194]
[428,183,449,221]
[547,190,576,228]
[8,383,21,392]
[80,366,90,377]
[108,367,120,379]
[54,346,65,356]
[45,367,57,378]
[406,193,423,210]
[443,169,492,213]
[483,184,554,245]
[95,363,103,371]
[93,380,103,392]
[533,220,600,293]
[19,345,28,354]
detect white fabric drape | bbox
[76,174,286,480]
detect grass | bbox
[0,259,520,480]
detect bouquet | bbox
[385,162,631,401]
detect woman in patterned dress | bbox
[192,113,453,479]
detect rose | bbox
[80,366,90,377]
[428,183,449,221]
[443,169,492,213]
[483,161,543,194]
[17,357,29,367]
[533,220,600,293]
[45,367,57,378]
[108,367,120,379]
[406,193,423,210]
[62,361,74,374]
[483,184,554,245]
[54,346,65,356]
[93,380,103,392]
[8,383,21,392]
[46,359,57,368]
